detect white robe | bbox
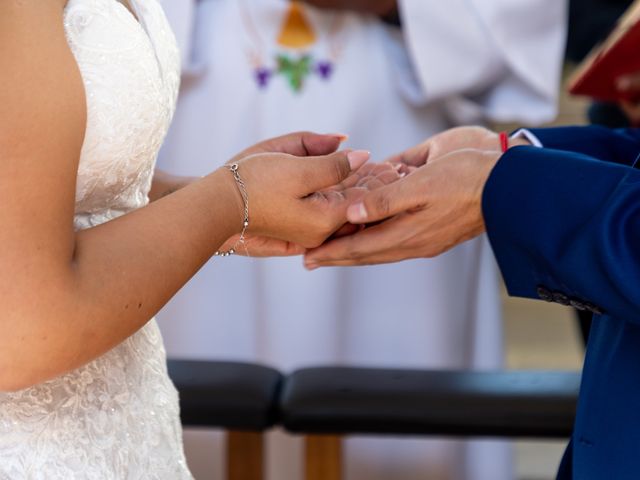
[157,1,567,479]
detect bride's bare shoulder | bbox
[0,0,68,16]
[0,0,86,165]
[0,1,69,35]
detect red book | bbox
[568,0,640,102]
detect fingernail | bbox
[327,133,349,142]
[304,261,319,271]
[347,150,370,170]
[617,77,632,91]
[347,202,368,222]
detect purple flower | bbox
[255,67,273,89]
[316,61,334,80]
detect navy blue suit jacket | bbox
[482,126,640,479]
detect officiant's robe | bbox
[157,1,567,479]
[484,126,640,479]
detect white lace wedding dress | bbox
[0,1,193,478]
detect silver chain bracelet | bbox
[215,163,249,257]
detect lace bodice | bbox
[67,0,180,228]
[0,1,191,478]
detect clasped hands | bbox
[222,127,530,266]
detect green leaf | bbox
[275,53,313,93]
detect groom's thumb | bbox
[346,177,423,224]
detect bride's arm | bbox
[148,170,199,202]
[0,1,363,391]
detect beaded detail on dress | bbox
[0,1,191,478]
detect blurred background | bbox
[156,1,628,478]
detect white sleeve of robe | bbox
[396,0,568,125]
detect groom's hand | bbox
[387,126,530,175]
[304,149,502,267]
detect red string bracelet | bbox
[499,131,509,153]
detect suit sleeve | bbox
[528,125,640,167]
[482,142,640,320]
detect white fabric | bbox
[156,1,564,480]
[0,1,190,478]
[399,0,567,125]
[512,128,544,147]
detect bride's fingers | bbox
[356,169,400,189]
[324,171,361,191]
[345,173,426,224]
[242,236,306,257]
[297,150,370,195]
[384,142,431,168]
[329,163,388,190]
[327,222,363,241]
[355,177,384,191]
[251,132,347,158]
[323,163,400,193]
[299,132,348,156]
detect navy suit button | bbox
[537,286,554,302]
[552,292,571,306]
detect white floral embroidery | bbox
[0,1,191,478]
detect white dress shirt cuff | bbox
[511,129,543,148]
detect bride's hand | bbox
[221,161,402,256]
[227,131,348,163]
[219,131,347,257]
[224,147,370,250]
